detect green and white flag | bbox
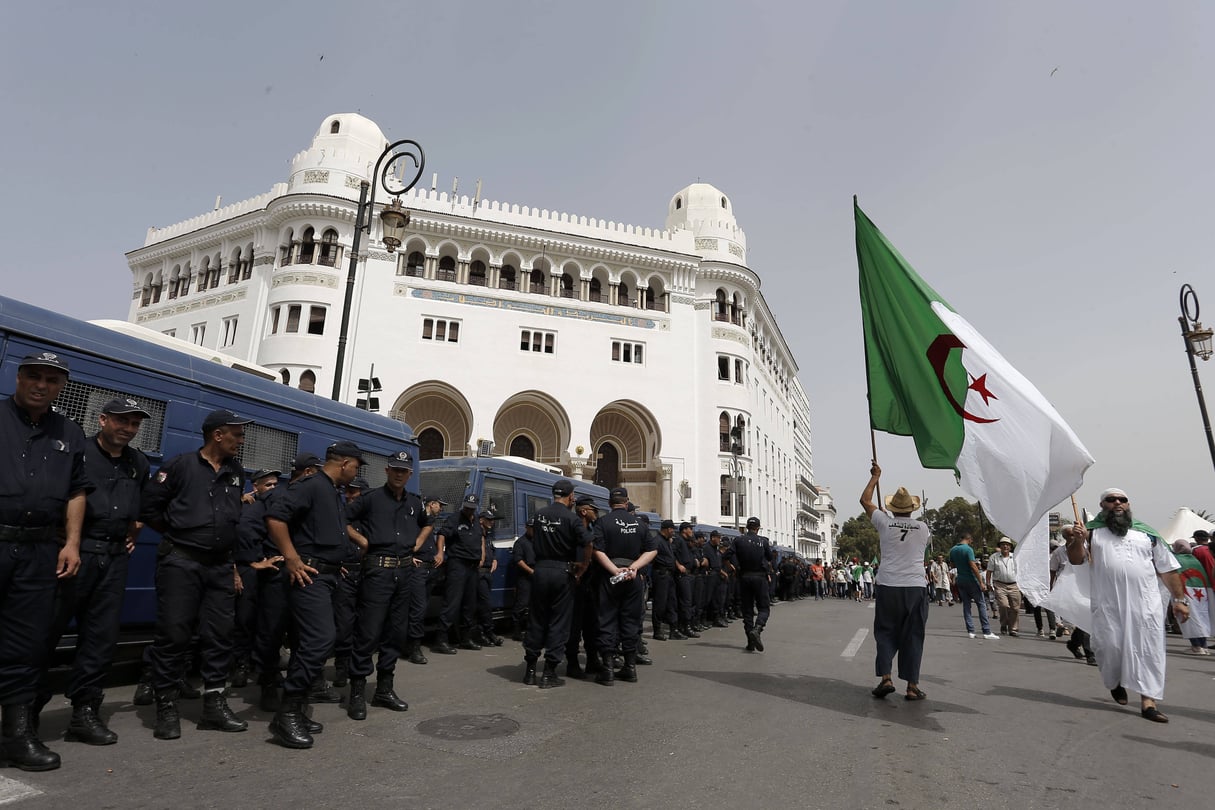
[855,200,1094,541]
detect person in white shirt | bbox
[985,538,1021,635]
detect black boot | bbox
[616,651,638,683]
[308,676,341,704]
[539,662,565,689]
[0,703,60,771]
[458,631,482,651]
[198,690,247,732]
[585,650,604,675]
[132,666,154,706]
[431,635,457,655]
[682,625,701,639]
[371,673,408,712]
[522,658,538,686]
[594,654,615,686]
[635,651,653,665]
[65,699,117,745]
[670,627,688,640]
[153,689,181,740]
[301,701,323,734]
[230,659,249,689]
[752,626,765,652]
[406,641,428,665]
[333,657,349,688]
[653,625,668,641]
[347,678,367,721]
[269,694,314,749]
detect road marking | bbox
[841,628,868,658]
[0,775,42,805]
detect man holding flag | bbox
[1169,538,1212,656]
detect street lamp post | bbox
[1178,284,1215,476]
[331,139,426,401]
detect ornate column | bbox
[659,463,673,519]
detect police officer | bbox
[522,479,592,688]
[327,475,370,695]
[265,440,364,749]
[141,408,250,740]
[0,353,89,771]
[728,516,775,652]
[405,496,447,664]
[35,397,151,747]
[565,495,602,679]
[474,509,506,647]
[431,494,484,655]
[591,487,657,685]
[705,531,728,627]
[344,451,430,720]
[650,520,679,640]
[674,523,699,638]
[510,518,536,641]
[231,468,282,689]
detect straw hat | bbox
[885,487,921,513]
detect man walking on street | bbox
[949,532,998,640]
[986,537,1021,635]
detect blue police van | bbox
[0,294,420,641]
[418,456,611,614]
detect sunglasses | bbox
[1103,496,1129,504]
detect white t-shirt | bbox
[871,510,932,588]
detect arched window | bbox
[731,292,742,325]
[168,265,182,299]
[719,412,731,452]
[528,269,546,295]
[588,278,602,303]
[418,428,444,461]
[404,251,425,277]
[499,264,516,290]
[594,442,619,489]
[299,227,316,264]
[318,229,339,267]
[509,435,535,460]
[330,120,341,134]
[721,196,728,209]
[715,288,728,321]
[721,475,732,516]
[279,368,291,385]
[639,287,653,310]
[469,260,487,287]
[559,273,575,298]
[280,229,295,266]
[675,197,682,210]
[298,369,316,393]
[436,255,457,282]
[618,281,631,307]
[734,414,746,455]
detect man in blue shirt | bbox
[948,532,997,640]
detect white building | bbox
[125,113,820,547]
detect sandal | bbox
[871,680,896,698]
[904,685,927,701]
[1111,686,1128,705]
[1140,706,1169,723]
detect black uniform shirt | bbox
[439,509,482,562]
[141,450,244,552]
[703,542,722,571]
[415,515,440,563]
[592,508,655,561]
[479,525,495,570]
[673,535,695,569]
[511,533,536,574]
[532,501,590,562]
[235,491,273,563]
[346,485,429,557]
[266,470,349,564]
[653,534,676,570]
[82,435,149,542]
[0,397,91,527]
[731,531,774,573]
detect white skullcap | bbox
[1099,488,1128,502]
[1172,539,1193,554]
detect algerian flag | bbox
[1173,551,1213,640]
[856,200,1094,541]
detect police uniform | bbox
[0,353,91,771]
[703,534,727,626]
[265,441,363,749]
[36,397,151,746]
[408,496,446,660]
[327,475,369,695]
[232,469,279,688]
[344,453,429,719]
[650,521,679,640]
[510,522,536,640]
[474,511,505,646]
[591,488,657,684]
[522,480,591,687]
[433,495,485,654]
[728,518,775,652]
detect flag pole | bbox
[857,195,885,511]
[1070,495,1082,525]
[870,427,883,509]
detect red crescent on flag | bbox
[926,334,1000,424]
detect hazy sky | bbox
[3,1,1212,532]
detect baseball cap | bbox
[18,351,70,376]
[386,450,414,469]
[679,522,692,532]
[552,479,575,497]
[326,440,365,463]
[251,468,281,482]
[609,487,629,501]
[292,452,322,472]
[746,517,761,529]
[347,476,370,491]
[424,495,448,507]
[575,495,597,508]
[1193,530,1210,541]
[660,519,675,530]
[478,509,504,521]
[201,409,253,434]
[101,397,151,418]
[460,494,479,511]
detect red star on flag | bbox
[968,373,998,406]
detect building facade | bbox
[125,113,819,547]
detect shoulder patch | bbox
[155,470,169,484]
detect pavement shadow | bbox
[989,648,1089,665]
[1123,735,1215,760]
[486,664,525,683]
[983,685,1117,712]
[672,670,977,732]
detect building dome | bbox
[664,182,747,264]
[286,113,391,198]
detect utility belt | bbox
[159,539,232,566]
[535,559,576,575]
[364,553,411,569]
[300,556,343,575]
[611,557,634,568]
[652,566,674,577]
[80,536,129,556]
[0,524,57,543]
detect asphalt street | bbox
[3,596,1213,809]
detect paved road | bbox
[4,597,1213,809]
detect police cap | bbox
[18,351,70,376]
[101,397,151,418]
[425,495,448,507]
[201,408,252,434]
[679,522,692,532]
[478,509,504,521]
[609,486,629,502]
[386,450,414,469]
[347,476,370,491]
[552,479,575,497]
[292,453,322,472]
[746,516,761,529]
[660,519,675,530]
[251,468,281,482]
[460,494,479,512]
[326,441,365,463]
[575,495,597,508]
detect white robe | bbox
[1081,527,1178,699]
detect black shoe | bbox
[65,700,118,745]
[670,629,688,640]
[746,629,762,652]
[371,674,408,712]
[259,682,280,713]
[197,691,248,732]
[308,678,341,704]
[301,704,323,735]
[153,690,181,740]
[269,695,314,749]
[0,703,61,771]
[616,652,639,683]
[753,627,765,652]
[407,644,429,665]
[653,629,669,641]
[458,638,482,651]
[634,652,653,665]
[682,627,701,639]
[713,620,729,628]
[230,662,249,689]
[523,662,538,686]
[539,666,565,689]
[332,657,349,688]
[595,664,614,686]
[431,639,457,655]
[347,679,367,721]
[1085,655,1097,666]
[1141,706,1169,723]
[132,668,154,706]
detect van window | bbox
[483,477,516,537]
[54,380,167,456]
[236,422,299,476]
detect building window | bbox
[611,340,643,364]
[469,260,487,287]
[299,228,316,264]
[436,256,457,283]
[400,251,425,277]
[718,356,730,380]
[285,305,302,333]
[509,435,536,460]
[619,282,631,307]
[735,414,747,455]
[559,273,575,298]
[719,412,731,452]
[520,329,555,354]
[299,369,316,393]
[279,368,290,385]
[721,475,732,515]
[735,358,745,384]
[307,306,326,335]
[221,316,238,347]
[190,323,206,346]
[422,317,460,343]
[270,306,281,334]
[330,120,340,134]
[418,427,444,460]
[163,329,176,339]
[528,269,546,295]
[500,265,516,291]
[589,278,603,303]
[318,229,339,267]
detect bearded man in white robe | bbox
[1066,488,1190,723]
